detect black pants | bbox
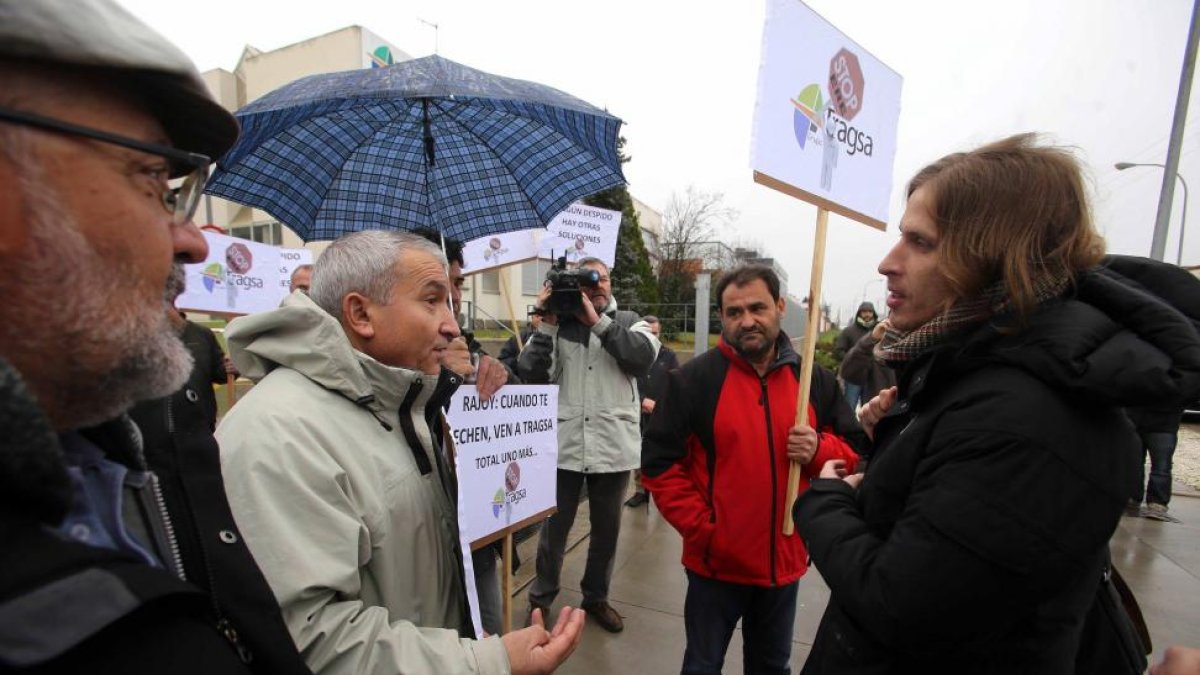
[529,469,629,606]
[682,569,798,675]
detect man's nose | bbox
[441,307,461,338]
[878,241,902,277]
[173,219,208,264]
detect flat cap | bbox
[0,0,238,164]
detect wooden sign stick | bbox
[782,207,829,536]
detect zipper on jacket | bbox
[147,470,186,581]
[760,376,778,588]
[703,470,718,575]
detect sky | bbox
[117,0,1199,322]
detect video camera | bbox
[538,253,601,318]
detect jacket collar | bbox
[0,359,72,524]
[718,331,799,377]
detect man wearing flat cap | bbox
[0,1,310,672]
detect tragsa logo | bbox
[789,47,873,158]
[490,462,525,519]
[491,488,505,518]
[201,263,224,293]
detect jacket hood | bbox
[948,256,1200,409]
[225,291,427,411]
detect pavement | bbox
[506,421,1200,674]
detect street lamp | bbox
[1115,162,1190,266]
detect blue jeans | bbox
[1132,431,1177,507]
[682,570,798,675]
[842,382,863,411]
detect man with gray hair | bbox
[218,230,584,675]
[289,263,313,294]
[519,256,659,633]
[0,1,311,672]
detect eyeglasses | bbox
[0,106,211,225]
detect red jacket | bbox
[642,335,866,587]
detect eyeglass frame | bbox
[0,106,212,225]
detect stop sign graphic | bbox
[828,48,865,121]
[225,243,254,274]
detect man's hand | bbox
[475,355,507,402]
[442,337,474,379]
[536,285,557,326]
[502,606,585,675]
[870,318,891,341]
[641,398,656,415]
[786,425,818,464]
[575,291,600,327]
[859,386,897,441]
[819,459,864,489]
[1151,646,1200,675]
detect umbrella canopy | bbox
[206,54,625,242]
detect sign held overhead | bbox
[751,0,903,230]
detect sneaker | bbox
[624,492,649,508]
[581,600,624,633]
[525,600,553,629]
[1143,503,1173,522]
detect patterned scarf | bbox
[874,272,1071,364]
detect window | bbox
[521,260,552,296]
[229,222,282,245]
[481,270,500,294]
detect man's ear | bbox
[776,296,786,316]
[342,292,375,340]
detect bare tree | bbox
[656,186,738,273]
[656,186,738,331]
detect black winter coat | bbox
[794,257,1200,675]
[0,356,311,674]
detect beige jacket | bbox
[218,292,509,675]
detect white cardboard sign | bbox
[448,385,559,545]
[278,248,314,295]
[751,0,903,228]
[448,384,558,637]
[177,231,284,315]
[537,203,621,268]
[461,228,542,273]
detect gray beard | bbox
[0,147,192,430]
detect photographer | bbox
[518,257,659,634]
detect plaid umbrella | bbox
[206,55,625,242]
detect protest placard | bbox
[448,385,558,546]
[447,384,558,636]
[461,228,541,273]
[537,203,621,267]
[751,0,903,230]
[751,0,903,534]
[177,231,283,315]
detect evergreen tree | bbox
[583,138,658,312]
